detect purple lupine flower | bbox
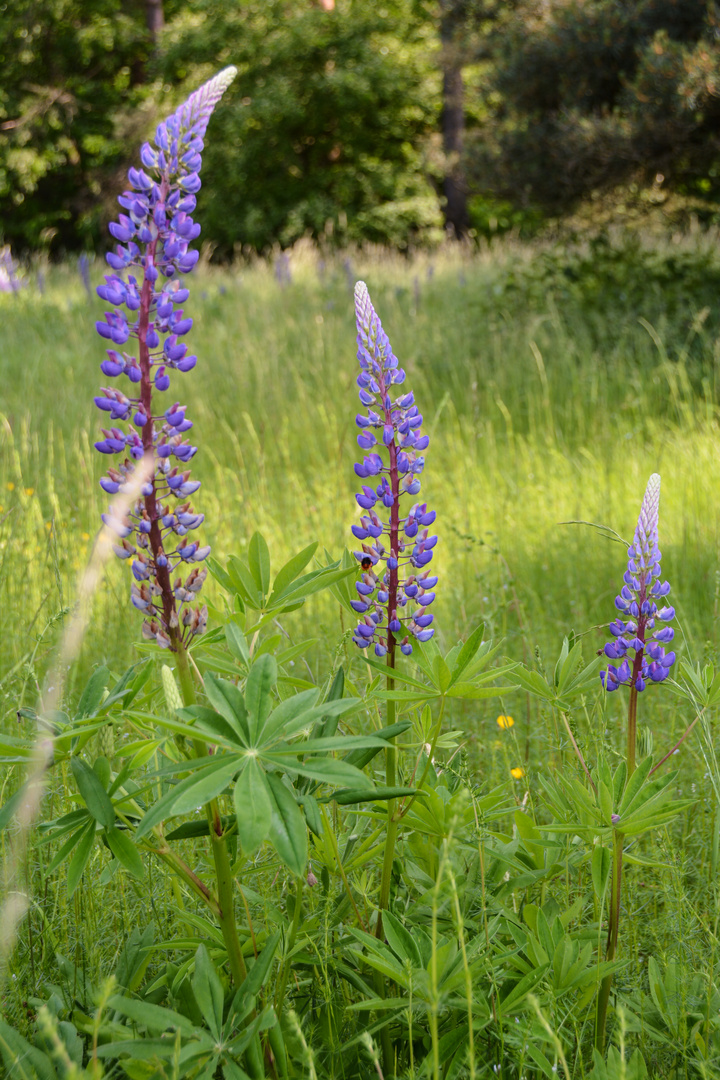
[94,67,236,650]
[350,282,437,658]
[600,473,676,693]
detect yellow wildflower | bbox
[510,766,525,780]
[24,487,34,496]
[81,532,90,541]
[6,482,15,491]
[496,715,514,730]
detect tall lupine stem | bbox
[93,68,247,984]
[596,473,676,1049]
[350,283,438,1075]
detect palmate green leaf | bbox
[228,555,264,608]
[260,688,320,744]
[344,720,411,769]
[193,944,225,1041]
[180,706,246,749]
[497,963,551,1015]
[508,665,555,702]
[105,826,145,880]
[234,759,271,855]
[234,930,281,1002]
[265,772,307,877]
[264,753,371,789]
[67,820,96,897]
[268,698,363,744]
[46,820,91,875]
[448,622,485,687]
[329,786,422,805]
[106,993,198,1037]
[135,755,242,838]
[620,800,696,837]
[0,1018,56,1080]
[246,655,277,743]
[171,757,243,816]
[76,665,110,718]
[271,563,356,608]
[225,621,250,665]
[270,541,318,601]
[203,673,250,744]
[363,657,429,690]
[248,532,271,597]
[382,911,422,967]
[166,815,235,840]
[70,757,115,829]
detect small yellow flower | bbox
[497,715,514,730]
[6,482,15,492]
[510,766,525,780]
[81,532,90,541]
[45,521,52,531]
[24,487,34,496]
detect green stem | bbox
[275,878,303,1014]
[596,829,623,1051]
[175,642,247,985]
[627,684,638,778]
[375,655,398,1078]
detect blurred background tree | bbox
[2,0,720,255]
[465,0,720,227]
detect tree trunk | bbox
[146,0,164,39]
[440,1,467,238]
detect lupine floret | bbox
[93,67,237,650]
[600,473,676,692]
[350,283,438,657]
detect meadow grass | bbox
[2,234,720,1075]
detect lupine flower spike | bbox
[94,67,237,650]
[351,282,437,658]
[600,473,675,694]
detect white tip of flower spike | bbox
[637,473,661,540]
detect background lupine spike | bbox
[350,282,437,658]
[93,67,237,651]
[601,472,676,693]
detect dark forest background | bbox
[2,0,720,255]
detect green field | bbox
[3,235,720,1076]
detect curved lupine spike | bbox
[349,282,438,657]
[94,67,237,650]
[600,474,676,693]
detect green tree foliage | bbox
[466,0,720,214]
[0,0,180,251]
[158,0,442,251]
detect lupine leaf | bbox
[67,821,96,897]
[265,754,371,789]
[234,760,271,855]
[135,756,241,838]
[228,555,263,608]
[225,622,250,665]
[248,532,271,597]
[203,673,250,744]
[329,786,421,805]
[77,666,110,718]
[105,826,145,879]
[245,655,277,743]
[46,821,91,875]
[270,542,318,600]
[265,772,307,877]
[447,623,486,687]
[172,757,242,816]
[106,994,197,1036]
[193,944,225,1040]
[70,757,115,829]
